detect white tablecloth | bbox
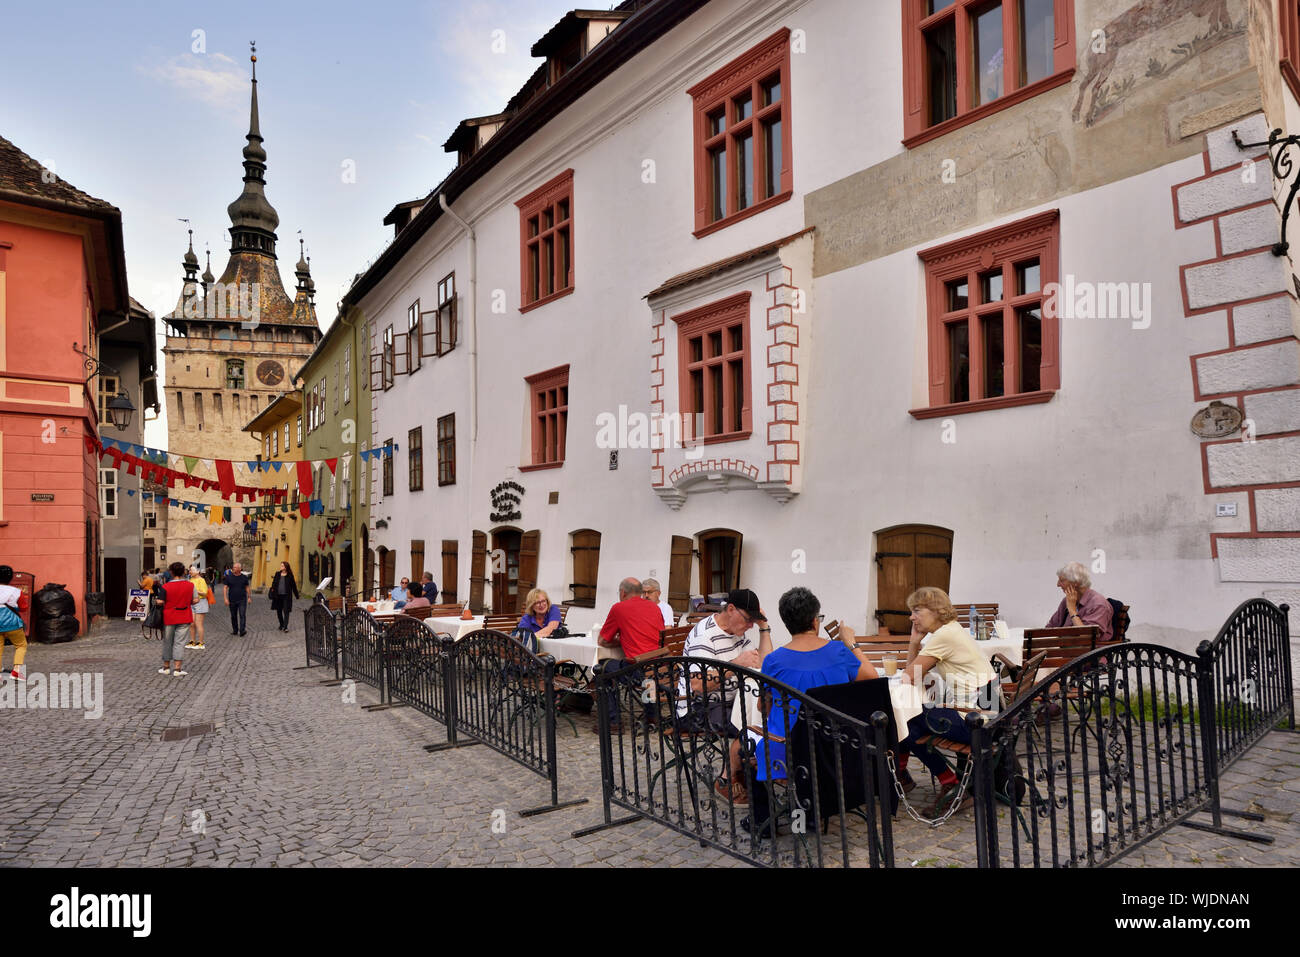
[972,629,1024,667]
[422,615,486,641]
[731,673,924,741]
[538,633,624,671]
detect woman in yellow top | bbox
[186,565,210,650]
[895,586,996,816]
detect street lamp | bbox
[73,342,137,432]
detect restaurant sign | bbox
[489,481,523,523]
[30,493,54,502]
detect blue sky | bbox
[2,0,581,438]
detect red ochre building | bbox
[0,135,134,633]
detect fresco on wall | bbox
[1073,0,1243,127]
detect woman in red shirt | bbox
[160,562,197,677]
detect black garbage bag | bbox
[38,614,79,643]
[34,583,79,643]
[35,582,75,619]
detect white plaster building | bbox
[349,0,1300,655]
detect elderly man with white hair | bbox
[1047,561,1113,643]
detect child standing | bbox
[0,566,29,682]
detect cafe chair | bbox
[742,678,899,855]
[907,651,1048,828]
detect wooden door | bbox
[104,558,127,618]
[873,524,953,634]
[666,535,693,614]
[569,529,600,607]
[379,548,396,591]
[468,531,487,613]
[143,546,154,572]
[441,539,458,604]
[410,539,425,582]
[491,528,523,614]
[516,530,540,614]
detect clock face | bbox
[256,360,285,386]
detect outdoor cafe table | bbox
[421,614,487,641]
[729,671,924,742]
[538,630,623,672]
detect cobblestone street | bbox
[1,602,1296,868]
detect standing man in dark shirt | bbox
[222,562,252,636]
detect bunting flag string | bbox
[98,435,397,470]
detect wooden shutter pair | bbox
[410,539,424,582]
[569,530,600,607]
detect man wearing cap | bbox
[676,589,772,729]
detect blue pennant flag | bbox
[360,449,372,463]
[247,461,260,472]
[271,461,282,472]
[126,488,135,497]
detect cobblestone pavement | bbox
[1,601,1295,868]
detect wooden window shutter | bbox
[382,550,397,592]
[419,309,438,360]
[410,539,425,582]
[873,524,953,634]
[469,531,487,613]
[516,530,541,606]
[441,539,458,604]
[667,535,694,614]
[369,351,385,391]
[392,332,411,377]
[569,529,600,608]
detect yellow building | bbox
[243,392,303,591]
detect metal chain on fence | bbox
[886,749,973,828]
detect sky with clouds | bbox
[1,0,583,440]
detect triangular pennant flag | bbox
[126,488,135,496]
[248,461,260,473]
[325,458,338,475]
[183,455,199,473]
[359,449,371,463]
[271,461,282,472]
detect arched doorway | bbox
[873,524,953,634]
[196,539,233,579]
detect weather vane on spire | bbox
[250,40,257,79]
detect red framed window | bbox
[902,0,1075,147]
[516,170,574,312]
[523,365,569,470]
[673,292,752,442]
[1282,3,1300,100]
[688,29,793,238]
[913,209,1059,418]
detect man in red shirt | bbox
[594,578,667,733]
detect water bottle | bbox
[969,604,977,637]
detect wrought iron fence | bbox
[1200,599,1294,769]
[972,643,1221,868]
[384,616,458,748]
[302,603,338,677]
[341,607,385,703]
[579,656,897,868]
[447,629,586,815]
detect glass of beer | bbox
[884,656,898,676]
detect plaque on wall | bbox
[1190,401,1243,439]
[31,493,54,502]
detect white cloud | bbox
[141,53,247,116]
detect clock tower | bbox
[160,48,322,576]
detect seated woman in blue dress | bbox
[514,588,562,651]
[714,586,876,807]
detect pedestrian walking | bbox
[222,562,252,636]
[0,565,30,682]
[159,562,198,677]
[186,564,210,650]
[270,561,299,632]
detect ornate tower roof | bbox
[166,46,318,331]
